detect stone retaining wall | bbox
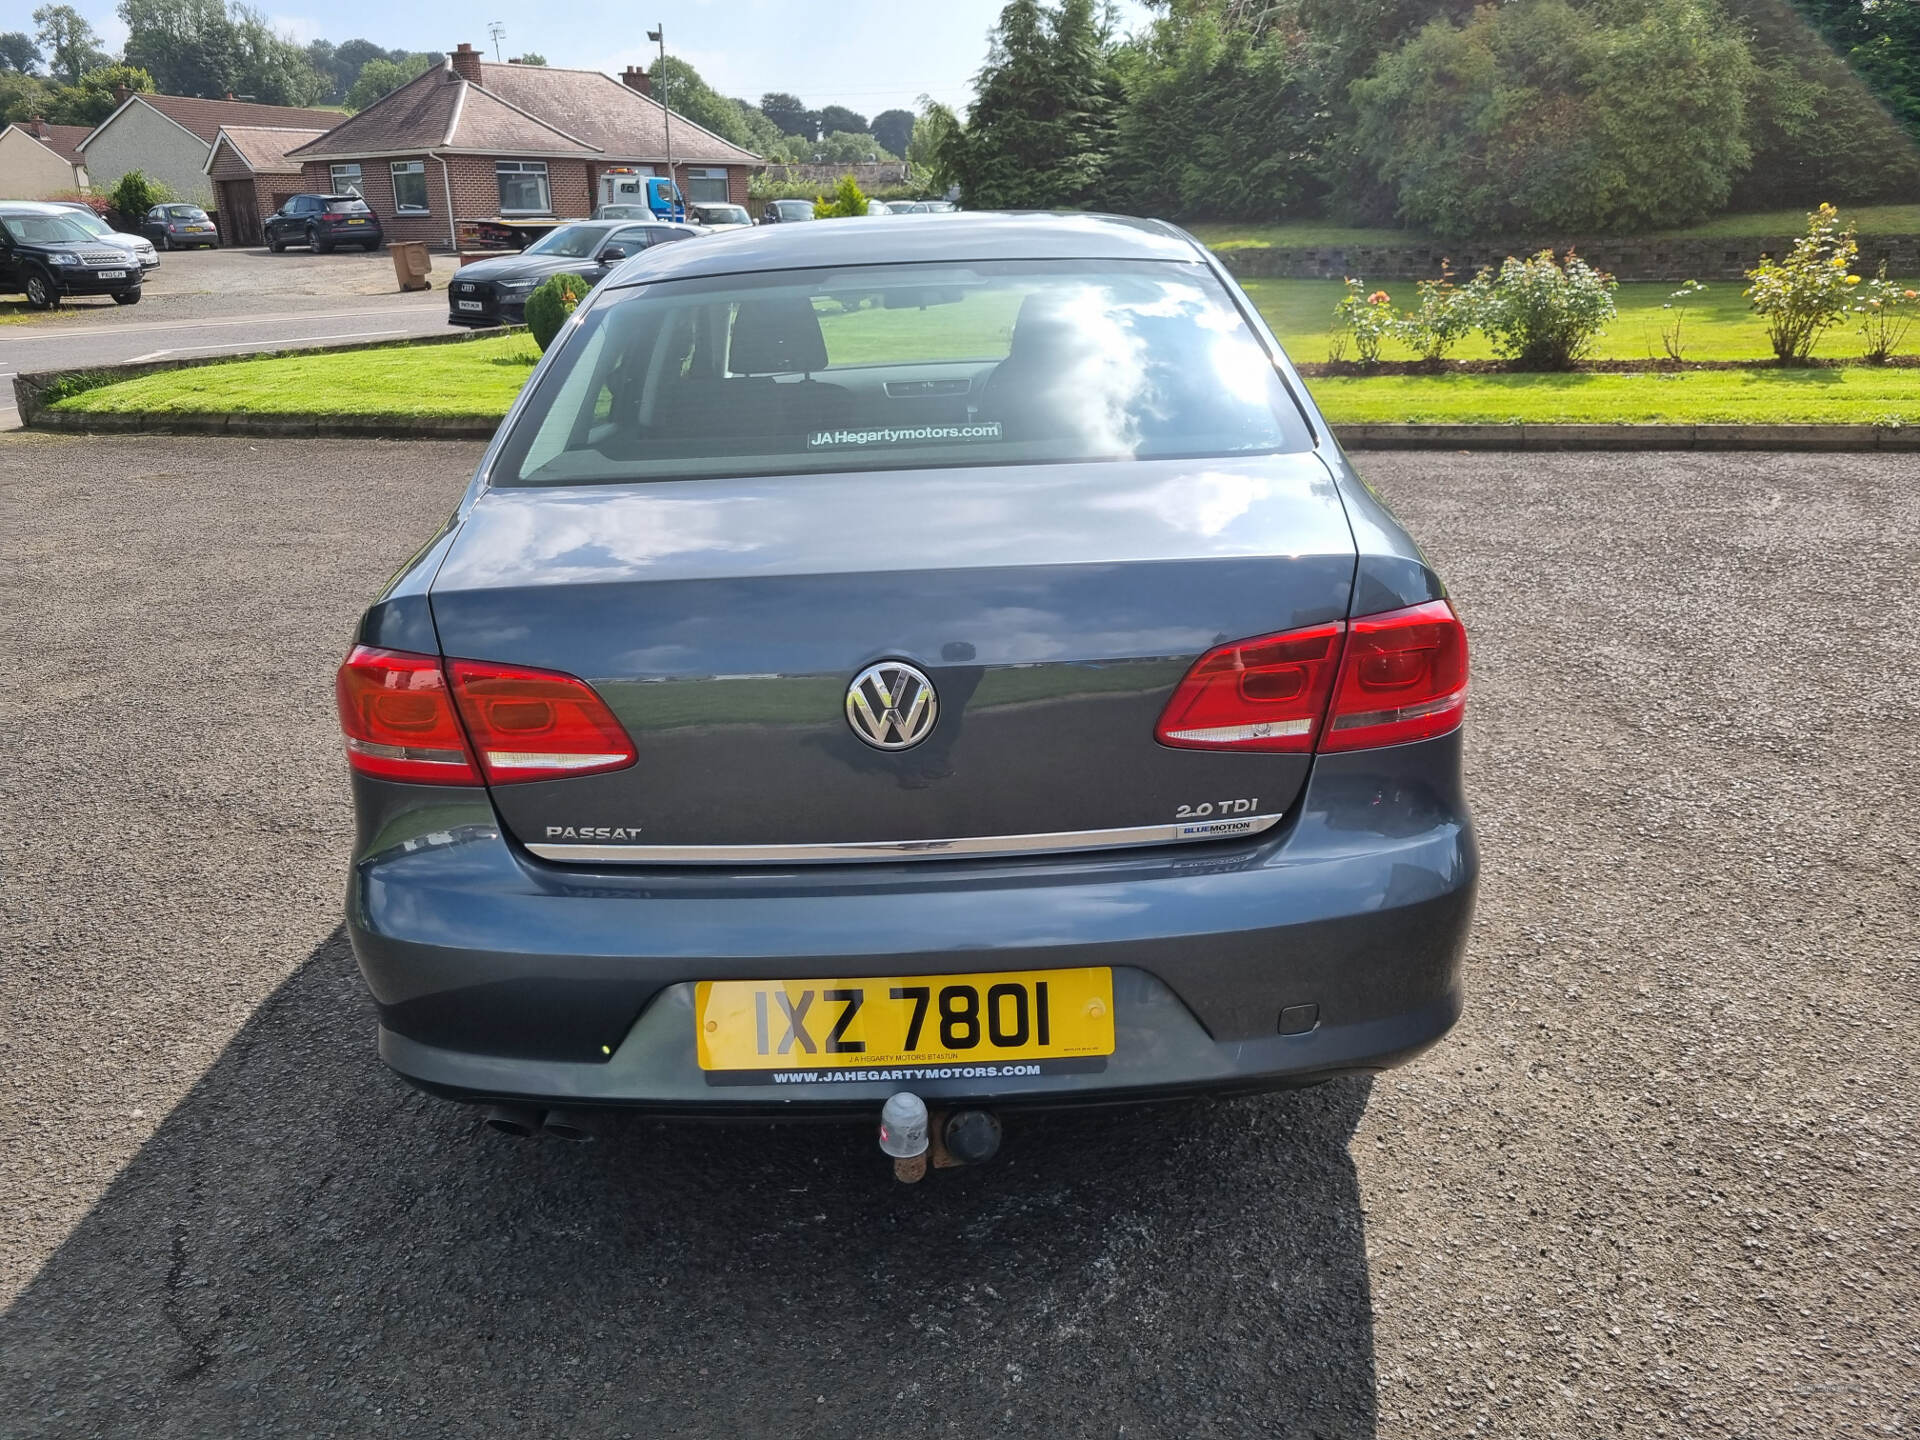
[1220,234,1920,282]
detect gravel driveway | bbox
[0,435,1912,1438]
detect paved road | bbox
[0,436,1914,1438]
[0,247,450,425]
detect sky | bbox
[54,0,1155,116]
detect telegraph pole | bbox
[646,24,675,212]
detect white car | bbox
[687,203,752,232]
[34,200,160,274]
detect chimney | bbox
[450,42,484,85]
[112,84,131,104]
[223,90,235,101]
[27,116,48,139]
[621,65,651,96]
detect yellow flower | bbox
[1846,275,1862,285]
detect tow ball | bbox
[878,1092,1002,1183]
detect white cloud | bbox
[268,14,327,45]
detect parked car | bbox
[758,199,814,224]
[339,213,1477,1148]
[866,200,894,216]
[592,204,652,221]
[892,201,959,215]
[7,199,157,273]
[140,202,219,250]
[263,194,383,253]
[687,202,752,232]
[0,206,143,307]
[446,219,695,327]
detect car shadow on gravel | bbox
[0,928,1379,1439]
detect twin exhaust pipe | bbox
[483,1103,602,1142]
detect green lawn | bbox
[1189,203,1920,251]
[50,287,1920,428]
[55,333,544,416]
[1243,276,1911,366]
[1311,368,1920,425]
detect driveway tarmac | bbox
[0,435,1913,1438]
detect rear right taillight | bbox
[336,645,480,784]
[1320,600,1468,752]
[1154,599,1468,755]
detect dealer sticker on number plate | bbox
[457,300,484,311]
[695,967,1114,1085]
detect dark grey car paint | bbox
[345,212,1475,1111]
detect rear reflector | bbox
[1155,623,1343,752]
[1154,600,1467,755]
[447,658,636,785]
[336,645,480,784]
[1320,600,1468,751]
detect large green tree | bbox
[33,6,106,85]
[1351,0,1756,236]
[1105,0,1319,220]
[0,32,42,73]
[870,107,914,158]
[758,91,816,137]
[119,0,325,103]
[817,103,867,134]
[1786,0,1920,140]
[42,61,154,123]
[947,0,1117,209]
[343,54,430,111]
[643,56,778,154]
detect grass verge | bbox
[53,332,543,416]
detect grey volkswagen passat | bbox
[337,213,1476,1140]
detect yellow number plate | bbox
[696,967,1114,1074]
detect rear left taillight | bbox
[336,645,480,784]
[447,658,636,784]
[1154,600,1467,755]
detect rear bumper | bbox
[348,733,1476,1112]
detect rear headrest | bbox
[1005,291,1083,365]
[729,297,829,375]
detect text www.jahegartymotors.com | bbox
[770,1063,1043,1084]
[807,422,1002,448]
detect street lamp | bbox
[646,25,675,214]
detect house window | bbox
[391,160,429,213]
[329,163,363,196]
[683,167,729,203]
[496,160,551,214]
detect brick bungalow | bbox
[284,44,762,250]
[204,127,326,245]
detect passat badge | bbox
[845,661,938,750]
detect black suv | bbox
[448,220,694,327]
[0,205,143,308]
[264,194,383,253]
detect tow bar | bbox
[878,1092,1003,1182]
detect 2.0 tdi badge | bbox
[845,661,938,750]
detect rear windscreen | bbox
[493,259,1312,487]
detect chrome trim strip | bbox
[526,813,1283,866]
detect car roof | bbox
[607,211,1198,287]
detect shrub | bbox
[1396,268,1475,368]
[812,174,869,219]
[1334,279,1396,366]
[1852,264,1919,364]
[108,170,172,226]
[1657,280,1708,365]
[525,273,591,352]
[1466,250,1618,370]
[1350,0,1753,237]
[1744,204,1862,364]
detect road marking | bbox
[124,328,411,366]
[0,304,442,344]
